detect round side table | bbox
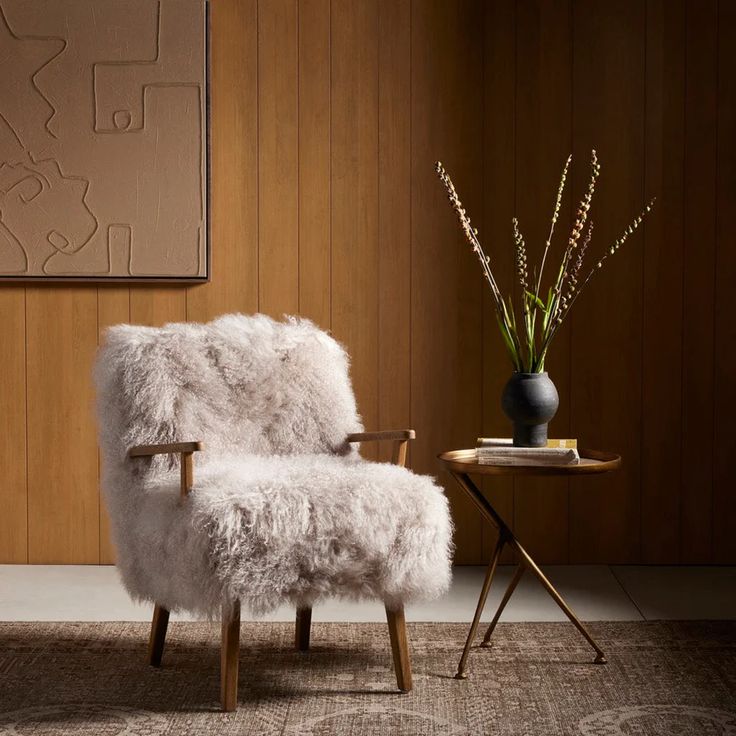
[437,448,621,680]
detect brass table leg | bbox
[481,564,525,647]
[449,471,607,672]
[509,536,607,664]
[454,533,505,679]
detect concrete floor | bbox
[1,564,734,622]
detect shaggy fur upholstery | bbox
[95,314,452,617]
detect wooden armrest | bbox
[346,430,415,468]
[346,430,416,443]
[127,442,202,500]
[128,441,203,458]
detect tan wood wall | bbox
[1,0,734,565]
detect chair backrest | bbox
[95,313,363,488]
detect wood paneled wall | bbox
[1,0,734,565]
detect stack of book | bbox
[476,437,580,466]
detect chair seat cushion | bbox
[118,454,453,616]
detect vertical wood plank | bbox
[259,0,299,318]
[641,0,685,563]
[298,0,331,329]
[187,0,259,321]
[445,2,483,543]
[377,0,411,462]
[713,0,736,563]
[412,0,484,563]
[0,289,27,562]
[512,0,572,563]
[130,288,186,326]
[569,0,646,563]
[26,288,99,563]
[97,289,130,332]
[97,287,130,564]
[331,0,380,451]
[680,0,718,562]
[482,0,516,563]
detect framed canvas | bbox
[0,0,209,281]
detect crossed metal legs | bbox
[451,471,607,680]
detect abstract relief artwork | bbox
[0,0,208,281]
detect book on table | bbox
[475,438,580,466]
[477,437,577,449]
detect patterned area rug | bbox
[0,621,734,735]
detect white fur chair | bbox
[95,313,452,711]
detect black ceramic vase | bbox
[501,372,559,447]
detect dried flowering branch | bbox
[546,150,600,335]
[435,161,523,369]
[513,217,535,353]
[535,154,571,305]
[513,217,529,293]
[528,153,571,358]
[435,153,655,373]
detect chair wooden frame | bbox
[127,430,415,711]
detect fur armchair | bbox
[95,313,453,710]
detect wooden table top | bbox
[437,448,621,477]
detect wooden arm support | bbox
[127,441,203,498]
[128,442,203,457]
[346,430,416,443]
[346,430,415,467]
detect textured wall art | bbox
[0,0,208,281]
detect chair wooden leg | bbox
[295,607,312,651]
[385,605,412,693]
[147,604,169,667]
[220,600,241,712]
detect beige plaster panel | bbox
[0,0,207,280]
